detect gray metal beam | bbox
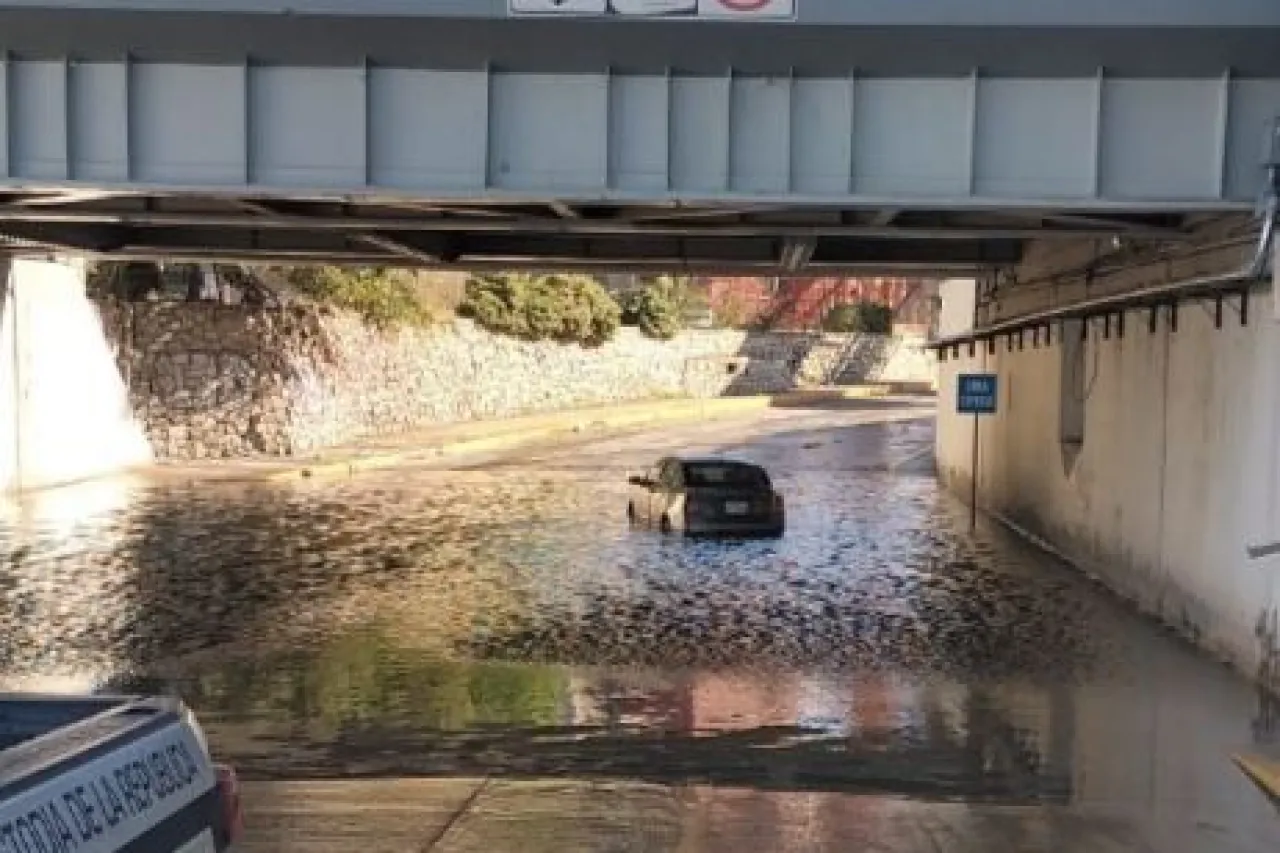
[353,232,440,264]
[0,219,1019,270]
[779,237,815,273]
[7,189,129,206]
[1,9,1280,77]
[7,0,1280,28]
[0,205,1176,240]
[0,61,1273,208]
[547,201,579,219]
[0,222,128,251]
[92,246,998,275]
[998,211,1188,237]
[617,205,773,223]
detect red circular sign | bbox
[715,0,773,10]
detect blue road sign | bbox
[957,373,998,415]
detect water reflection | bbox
[183,636,571,733]
[0,475,141,685]
[0,415,1272,842]
[126,626,1072,800]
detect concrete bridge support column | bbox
[0,258,16,491]
[0,257,151,492]
[935,215,1280,690]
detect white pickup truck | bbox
[0,694,243,853]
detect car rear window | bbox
[683,463,770,489]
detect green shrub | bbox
[823,300,894,334]
[459,273,621,346]
[285,266,433,328]
[621,275,688,340]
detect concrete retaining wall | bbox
[98,301,933,461]
[0,258,152,490]
[935,223,1280,692]
[99,303,750,459]
[0,258,937,485]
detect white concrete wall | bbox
[0,257,151,491]
[0,262,15,490]
[875,332,938,390]
[937,271,1280,686]
[935,278,977,338]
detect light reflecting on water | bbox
[0,415,1274,846]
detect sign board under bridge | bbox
[957,373,998,415]
[509,0,796,19]
[956,372,997,532]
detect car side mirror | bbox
[628,475,649,487]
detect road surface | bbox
[0,398,1276,851]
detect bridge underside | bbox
[0,62,1269,272]
[0,193,1206,273]
[0,9,1273,272]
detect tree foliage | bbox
[284,266,434,328]
[712,290,759,330]
[822,300,894,334]
[459,272,621,346]
[620,275,691,340]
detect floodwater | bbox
[1,400,1277,851]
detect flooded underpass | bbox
[2,401,1277,851]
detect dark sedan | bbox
[627,456,785,538]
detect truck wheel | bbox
[660,515,674,535]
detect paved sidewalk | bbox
[236,777,1270,852]
[144,387,896,486]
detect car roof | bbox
[669,456,763,469]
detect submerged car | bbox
[627,456,785,537]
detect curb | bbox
[775,386,893,402]
[260,387,895,484]
[1233,754,1280,802]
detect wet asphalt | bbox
[1,398,1278,851]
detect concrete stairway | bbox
[830,336,894,386]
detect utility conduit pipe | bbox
[930,155,1280,350]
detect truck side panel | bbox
[0,720,217,853]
